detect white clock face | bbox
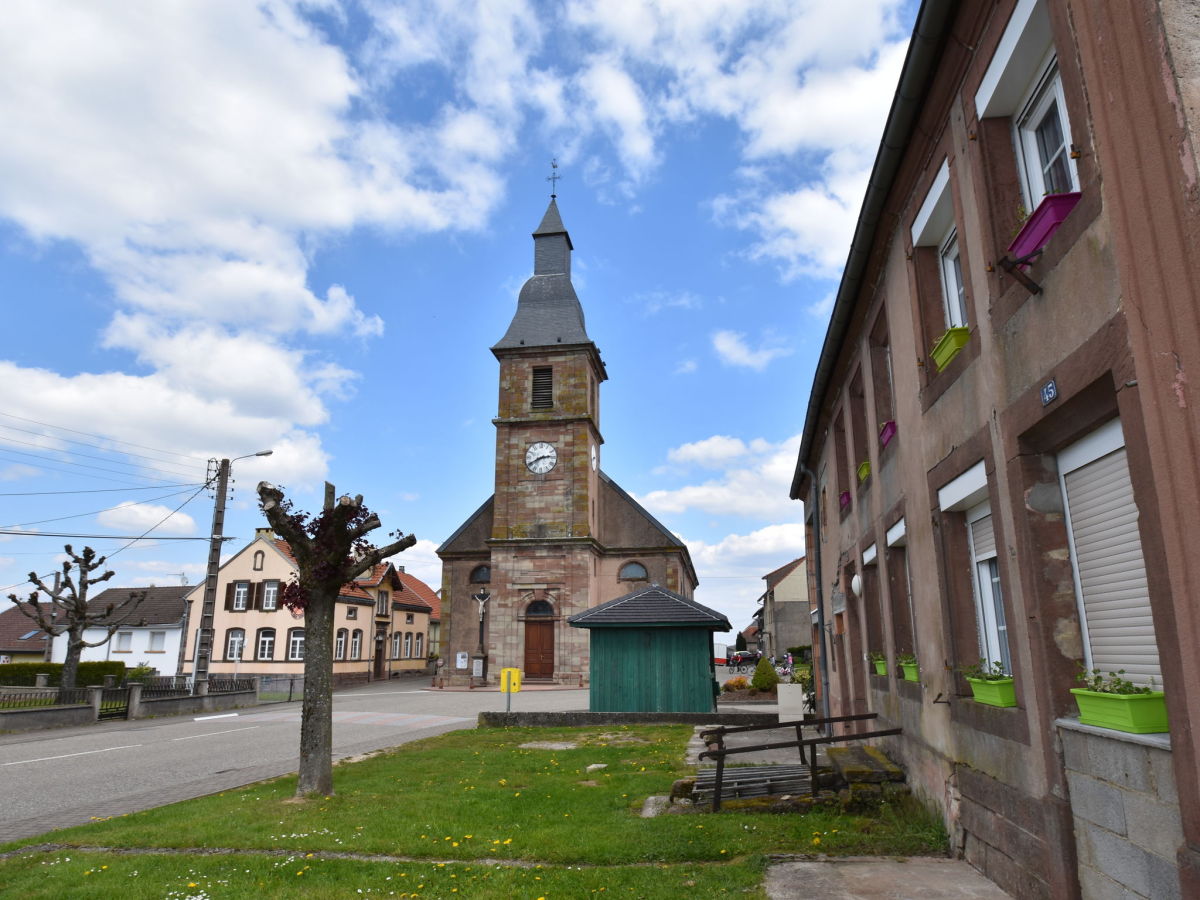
[590,443,597,471]
[525,441,557,474]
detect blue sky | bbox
[0,0,917,640]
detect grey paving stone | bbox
[765,856,1013,899]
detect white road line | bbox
[194,713,239,721]
[3,744,143,766]
[171,726,259,741]
[338,690,427,696]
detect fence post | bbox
[127,682,143,720]
[35,674,48,688]
[194,678,209,697]
[89,685,104,721]
[103,674,115,688]
[251,675,261,700]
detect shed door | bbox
[524,620,554,677]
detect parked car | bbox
[727,650,760,669]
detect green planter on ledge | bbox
[1070,688,1168,734]
[873,659,888,676]
[857,460,871,482]
[900,662,919,682]
[930,326,970,371]
[966,676,1016,708]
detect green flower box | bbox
[900,662,919,682]
[931,326,970,371]
[966,676,1016,708]
[1070,688,1168,734]
[873,659,888,676]
[857,460,871,482]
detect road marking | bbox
[171,726,259,741]
[194,713,239,721]
[338,690,427,696]
[3,744,142,766]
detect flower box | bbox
[857,460,871,483]
[900,662,919,683]
[1070,688,1168,734]
[873,659,888,676]
[931,327,970,372]
[839,490,851,510]
[966,676,1016,708]
[879,420,897,448]
[1008,192,1082,262]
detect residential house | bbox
[0,603,53,663]
[181,529,435,685]
[47,585,192,673]
[790,2,1200,897]
[753,557,809,660]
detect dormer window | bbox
[531,367,553,409]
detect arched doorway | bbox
[524,599,555,678]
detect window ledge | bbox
[1055,716,1171,750]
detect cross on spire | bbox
[546,158,561,198]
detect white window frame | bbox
[966,502,1012,674]
[232,581,249,611]
[148,631,165,652]
[262,581,278,611]
[415,632,423,657]
[335,629,347,660]
[1014,59,1078,208]
[257,629,275,660]
[288,629,305,661]
[391,631,401,659]
[226,628,245,661]
[350,630,362,659]
[939,227,968,328]
[376,590,389,617]
[115,631,132,652]
[403,632,413,658]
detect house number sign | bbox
[1040,379,1058,406]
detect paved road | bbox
[0,679,587,844]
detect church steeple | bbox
[493,198,591,352]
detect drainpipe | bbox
[797,464,832,732]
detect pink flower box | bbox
[879,420,897,448]
[839,490,851,510]
[1008,192,1082,263]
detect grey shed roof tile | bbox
[568,585,730,629]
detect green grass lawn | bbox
[0,725,947,898]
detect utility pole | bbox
[194,458,230,683]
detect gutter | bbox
[790,0,956,499]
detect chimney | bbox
[255,527,275,541]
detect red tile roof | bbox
[0,603,53,654]
[397,571,439,619]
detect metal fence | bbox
[0,686,91,709]
[257,674,303,703]
[137,675,193,700]
[207,676,255,694]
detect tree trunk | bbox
[60,627,84,690]
[296,586,336,797]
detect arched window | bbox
[469,565,491,584]
[256,628,276,660]
[350,629,363,659]
[403,632,413,657]
[287,628,305,661]
[225,628,245,660]
[252,550,265,571]
[390,631,401,658]
[335,629,348,660]
[619,561,649,581]
[415,632,423,657]
[526,599,554,617]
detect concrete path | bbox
[765,857,1013,898]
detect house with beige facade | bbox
[791,1,1200,897]
[181,529,436,685]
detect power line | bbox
[0,410,205,465]
[0,421,206,473]
[0,530,222,540]
[0,453,194,488]
[0,434,202,480]
[0,483,201,497]
[1,487,203,529]
[0,446,198,483]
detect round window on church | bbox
[618,561,648,581]
[469,565,491,584]
[526,599,554,617]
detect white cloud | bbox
[686,523,806,572]
[636,289,702,315]
[97,502,197,536]
[384,537,442,593]
[674,359,698,375]
[712,330,793,370]
[0,464,40,482]
[667,435,749,467]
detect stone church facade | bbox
[438,198,697,685]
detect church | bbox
[437,196,698,685]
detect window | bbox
[346,606,357,620]
[376,590,390,617]
[967,503,1012,674]
[115,632,132,652]
[148,631,165,652]
[350,629,362,659]
[253,550,264,571]
[526,599,554,617]
[403,632,413,657]
[288,629,305,661]
[939,229,968,328]
[469,565,491,583]
[391,631,401,658]
[262,581,279,611]
[531,366,553,409]
[1015,62,1077,206]
[335,629,347,660]
[405,612,414,624]
[618,561,648,581]
[257,628,276,660]
[226,628,245,661]
[415,633,423,657]
[232,581,249,611]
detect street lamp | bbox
[472,589,490,682]
[194,450,273,683]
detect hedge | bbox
[0,660,126,686]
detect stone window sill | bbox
[1055,716,1171,751]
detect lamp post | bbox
[472,589,490,682]
[194,450,273,684]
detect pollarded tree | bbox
[257,480,416,798]
[7,545,146,689]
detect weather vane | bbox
[546,158,561,198]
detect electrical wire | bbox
[0,421,206,473]
[0,434,203,480]
[0,453,194,488]
[0,530,218,540]
[0,446,198,483]
[0,483,201,497]
[1,486,203,529]
[0,410,204,465]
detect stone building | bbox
[790,1,1200,897]
[438,198,697,685]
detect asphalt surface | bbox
[0,677,587,844]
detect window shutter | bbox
[224,583,234,611]
[252,581,264,610]
[1062,447,1160,685]
[531,366,552,409]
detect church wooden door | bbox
[524,620,554,677]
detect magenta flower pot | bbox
[1008,192,1082,262]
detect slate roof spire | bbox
[494,197,591,350]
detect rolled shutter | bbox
[970,514,996,560]
[1062,447,1160,685]
[224,583,234,611]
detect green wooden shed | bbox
[568,585,731,713]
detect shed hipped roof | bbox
[568,585,729,630]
